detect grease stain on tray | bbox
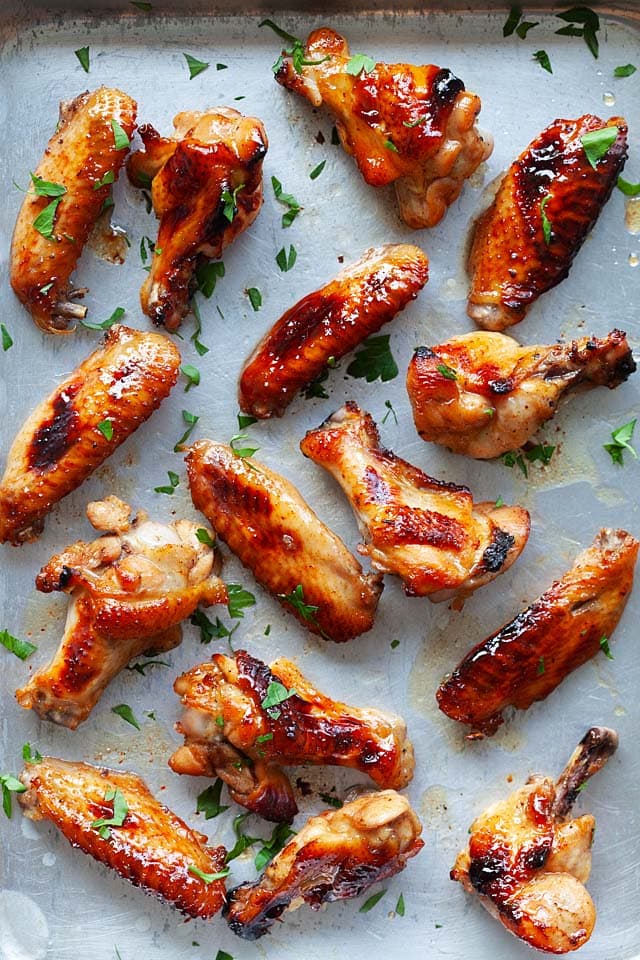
[0,890,49,960]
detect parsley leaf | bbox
[319,791,343,808]
[261,680,296,720]
[125,659,169,676]
[74,46,90,72]
[93,170,115,190]
[188,864,230,883]
[79,306,125,331]
[227,583,256,619]
[221,183,244,223]
[91,787,128,840]
[196,527,215,546]
[111,704,140,730]
[184,53,210,79]
[190,609,238,645]
[533,49,552,73]
[381,399,398,425]
[246,287,262,311]
[304,367,330,399]
[537,656,546,675]
[259,19,330,75]
[383,138,398,153]
[197,780,230,819]
[346,53,376,76]
[0,774,26,819]
[225,812,260,862]
[581,127,618,169]
[278,583,327,636]
[0,629,36,661]
[617,177,640,197]
[346,334,398,383]
[97,419,113,441]
[276,244,297,272]
[437,362,457,380]
[174,410,199,451]
[614,63,636,77]
[272,176,302,228]
[555,7,600,58]
[130,1,153,9]
[181,363,200,391]
[254,822,296,871]
[230,433,259,459]
[33,197,62,240]
[190,297,209,356]
[1,324,13,352]
[111,119,130,151]
[195,260,225,298]
[502,5,522,37]
[525,443,555,466]
[540,194,553,244]
[516,20,538,39]
[501,450,528,477]
[600,635,614,660]
[403,115,428,128]
[30,173,66,198]
[396,892,406,917]
[154,470,180,495]
[604,418,637,465]
[310,160,326,180]
[238,413,258,430]
[359,889,387,912]
[22,743,43,765]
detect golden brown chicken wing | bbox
[19,757,228,919]
[169,649,414,822]
[271,26,492,228]
[127,108,267,331]
[224,788,424,939]
[239,244,428,418]
[185,439,383,641]
[467,115,628,329]
[451,727,618,953]
[10,87,137,333]
[437,528,638,736]
[15,496,227,729]
[300,402,529,602]
[407,330,636,459]
[0,325,180,545]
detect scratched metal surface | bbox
[0,4,639,959]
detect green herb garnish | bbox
[221,183,244,223]
[0,629,36,661]
[346,53,376,76]
[581,127,618,169]
[97,419,113,441]
[1,324,13,351]
[111,119,130,151]
[1,774,26,819]
[174,410,199,451]
[227,583,257,619]
[22,743,43,764]
[196,780,230,819]
[33,197,62,240]
[195,527,215,546]
[261,680,297,720]
[359,889,387,912]
[437,362,457,380]
[230,434,259,459]
[188,864,230,883]
[276,244,297,272]
[184,53,209,79]
[195,260,225,298]
[614,63,636,77]
[604,419,637,465]
[91,787,128,840]
[79,306,125,331]
[272,175,302,228]
[74,46,90,72]
[599,636,614,660]
[309,160,326,180]
[111,704,140,730]
[246,287,262,311]
[540,194,553,245]
[181,364,200,391]
[533,49,552,73]
[154,470,180,495]
[346,334,398,383]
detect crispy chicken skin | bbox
[19,757,227,919]
[169,649,415,822]
[239,244,429,418]
[468,115,628,329]
[10,87,137,333]
[127,108,267,331]
[224,789,424,939]
[0,325,180,545]
[274,27,492,228]
[451,727,618,953]
[437,528,638,736]
[300,402,529,602]
[15,496,227,729]
[186,439,383,641]
[407,330,636,459]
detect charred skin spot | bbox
[413,345,437,360]
[28,383,81,471]
[481,529,515,573]
[488,377,514,395]
[433,68,465,104]
[468,853,509,894]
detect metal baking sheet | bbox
[1,3,638,958]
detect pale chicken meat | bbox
[467,115,628,329]
[10,87,137,333]
[224,789,424,939]
[0,325,180,545]
[169,649,415,822]
[239,243,429,418]
[271,26,492,228]
[185,439,383,641]
[19,757,228,919]
[300,402,529,602]
[127,107,267,331]
[437,528,638,736]
[451,727,619,953]
[15,496,227,729]
[407,330,636,459]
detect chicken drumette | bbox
[127,107,267,331]
[239,243,429,418]
[270,25,492,228]
[169,649,415,822]
[407,330,635,459]
[10,87,137,333]
[0,325,180,545]
[186,439,382,641]
[468,115,628,329]
[19,757,228,919]
[437,528,638,736]
[300,402,529,602]
[224,789,424,939]
[16,496,227,729]
[451,727,618,953]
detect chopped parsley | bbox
[97,419,114,441]
[533,49,552,73]
[525,443,555,466]
[126,659,169,676]
[346,334,398,383]
[537,656,546,675]
[600,636,614,660]
[540,194,553,245]
[502,6,521,36]
[174,410,199,451]
[225,812,260,862]
[1,324,13,352]
[215,952,233,960]
[555,6,600,59]
[359,889,387,912]
[255,733,273,744]
[91,787,128,840]
[403,115,428,128]
[272,175,302,228]
[0,629,36,661]
[617,177,640,197]
[382,399,398,425]
[190,609,238,645]
[30,174,66,197]
[190,298,209,356]
[153,470,180,495]
[309,160,326,180]
[614,63,636,77]
[319,791,343,808]
[259,19,330,75]
[111,119,130,151]
[581,127,619,169]
[227,583,257,619]
[74,46,90,72]
[304,367,329,399]
[390,639,400,649]
[396,892,406,917]
[221,183,244,223]
[276,244,297,272]
[246,287,262,311]
[22,743,43,765]
[279,583,325,633]
[346,53,376,76]
[501,450,528,477]
[188,864,230,883]
[495,495,505,508]
[184,53,210,79]
[195,260,225,298]
[1,774,26,819]
[93,170,115,190]
[196,527,215,546]
[229,433,259,459]
[79,306,125,331]
[111,704,140,730]
[33,197,62,240]
[261,680,297,720]
[216,63,228,71]
[254,822,296,871]
[181,363,200,391]
[197,780,230,819]
[604,419,637,465]
[383,138,398,153]
[437,362,457,380]
[130,1,153,9]
[238,413,258,430]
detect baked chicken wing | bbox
[271,26,492,228]
[16,496,227,729]
[10,87,137,333]
[224,789,424,939]
[0,325,180,545]
[437,529,638,736]
[239,244,429,418]
[127,108,267,331]
[451,727,618,953]
[19,757,227,919]
[169,649,414,822]
[300,402,529,602]
[407,330,636,459]
[468,115,628,329]
[185,439,383,641]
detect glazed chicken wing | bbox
[19,757,227,919]
[16,496,227,729]
[0,325,180,545]
[10,87,137,333]
[407,330,636,459]
[437,528,638,736]
[272,26,492,228]
[451,727,618,953]
[468,115,627,329]
[169,649,414,822]
[186,439,382,641]
[239,243,429,418]
[127,108,267,331]
[300,402,529,602]
[224,789,424,939]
